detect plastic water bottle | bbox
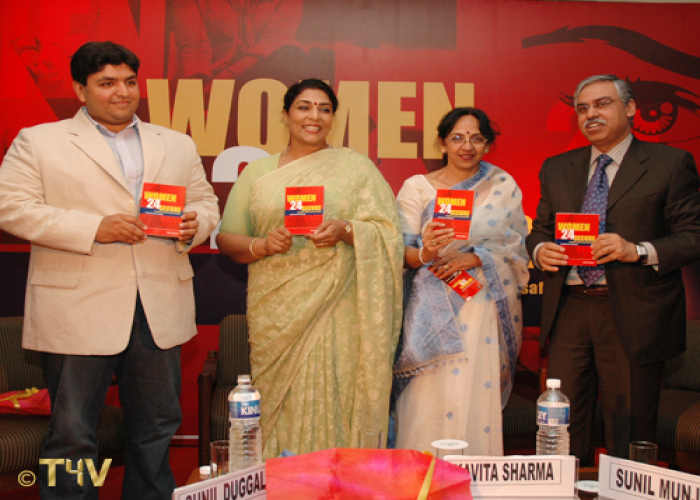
[228,374,262,470]
[536,378,570,455]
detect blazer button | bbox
[130,271,136,277]
[128,201,135,207]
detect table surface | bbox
[186,468,208,486]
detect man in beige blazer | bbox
[0,42,219,499]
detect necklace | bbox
[279,144,332,168]
[279,147,290,168]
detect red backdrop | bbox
[1,0,699,439]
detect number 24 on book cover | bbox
[433,189,474,240]
[284,186,325,235]
[555,213,599,266]
[440,269,483,301]
[140,183,186,237]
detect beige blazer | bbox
[0,110,220,355]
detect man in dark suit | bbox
[527,74,700,465]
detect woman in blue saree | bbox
[394,108,530,455]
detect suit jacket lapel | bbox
[608,139,648,210]
[139,120,165,192]
[564,147,591,211]
[69,110,131,194]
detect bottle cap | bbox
[237,374,252,384]
[546,378,561,389]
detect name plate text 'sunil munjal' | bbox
[445,455,577,499]
[172,463,266,500]
[599,454,700,500]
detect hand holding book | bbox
[430,250,482,280]
[429,248,484,301]
[420,221,455,262]
[140,183,186,237]
[177,211,199,241]
[419,188,472,265]
[306,219,353,248]
[420,206,484,301]
[536,242,569,272]
[591,233,639,264]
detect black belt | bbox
[565,285,609,297]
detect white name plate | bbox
[445,455,577,498]
[599,454,700,500]
[172,463,266,500]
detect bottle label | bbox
[232,392,259,402]
[537,404,570,425]
[229,400,260,419]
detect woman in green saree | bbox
[217,79,403,458]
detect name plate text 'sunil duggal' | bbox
[172,463,266,500]
[599,454,700,500]
[445,455,576,499]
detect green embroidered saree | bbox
[220,147,403,458]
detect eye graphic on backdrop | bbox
[634,100,676,136]
[627,79,700,142]
[524,25,700,147]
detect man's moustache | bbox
[585,118,607,127]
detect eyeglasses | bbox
[445,134,488,147]
[575,98,619,114]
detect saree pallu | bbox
[245,148,403,458]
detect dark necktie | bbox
[577,154,613,286]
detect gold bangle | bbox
[249,238,262,259]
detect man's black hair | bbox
[70,41,140,85]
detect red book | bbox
[284,186,325,235]
[140,183,186,237]
[433,189,474,240]
[555,213,599,266]
[436,268,483,301]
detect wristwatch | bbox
[343,220,352,236]
[636,244,648,265]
